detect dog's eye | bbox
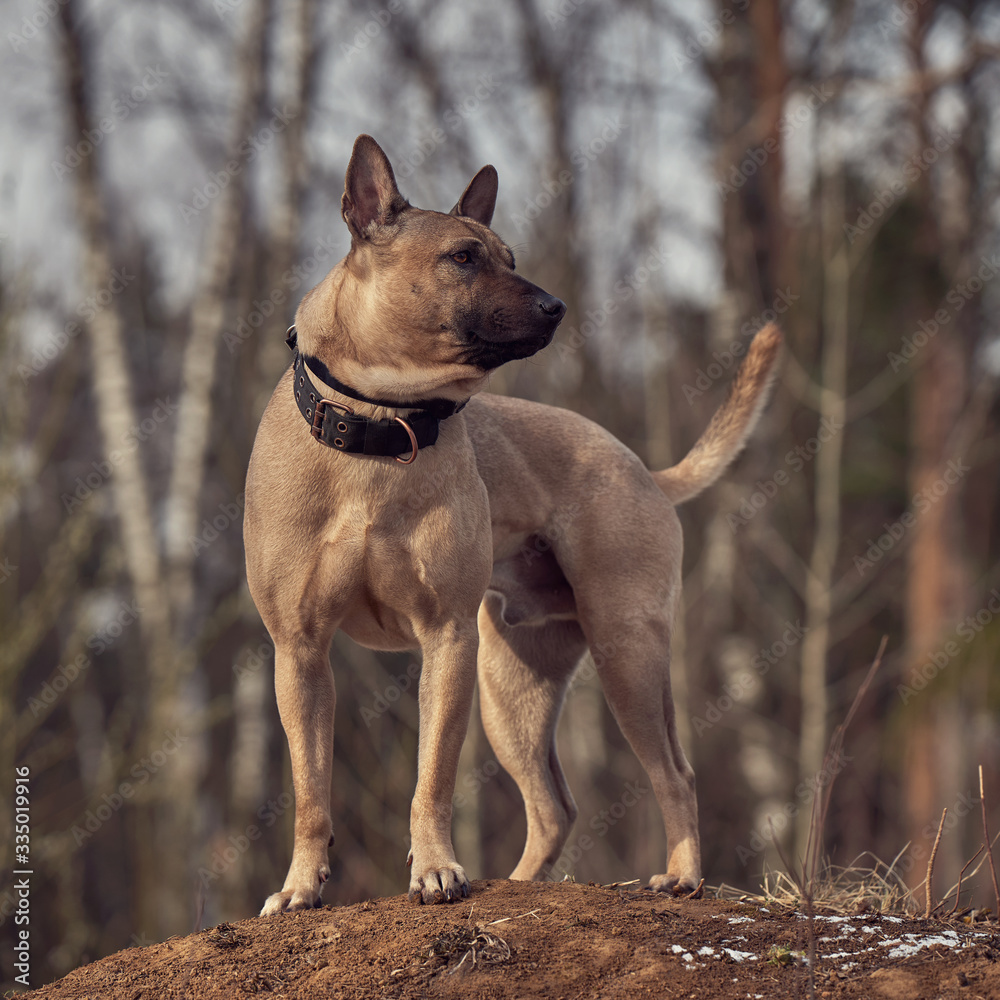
[450,251,470,264]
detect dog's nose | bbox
[538,294,567,323]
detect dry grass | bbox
[712,856,912,915]
[712,843,998,919]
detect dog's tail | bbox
[653,324,782,506]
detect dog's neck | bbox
[287,327,473,422]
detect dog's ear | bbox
[449,165,498,227]
[342,135,408,239]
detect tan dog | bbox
[245,134,781,915]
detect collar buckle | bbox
[312,397,353,443]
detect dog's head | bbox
[295,135,565,403]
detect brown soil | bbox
[22,879,1000,999]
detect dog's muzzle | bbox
[465,293,566,370]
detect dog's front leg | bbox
[407,620,480,903]
[260,642,335,915]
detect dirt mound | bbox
[22,879,1000,999]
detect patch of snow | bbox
[671,944,685,954]
[722,948,758,962]
[883,930,963,959]
[698,946,715,956]
[728,915,753,924]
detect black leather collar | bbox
[286,326,465,464]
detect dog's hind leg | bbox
[476,600,587,880]
[260,637,336,915]
[584,606,701,896]
[555,482,701,895]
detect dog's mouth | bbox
[463,330,554,370]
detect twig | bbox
[683,878,705,900]
[193,878,206,933]
[487,908,540,925]
[771,638,886,1000]
[805,636,888,889]
[924,808,947,918]
[944,845,985,917]
[980,766,1000,919]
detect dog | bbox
[245,134,781,914]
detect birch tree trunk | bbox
[165,0,272,626]
[57,0,181,936]
[57,0,171,656]
[253,0,319,417]
[795,166,848,857]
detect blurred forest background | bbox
[2,0,1000,988]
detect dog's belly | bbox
[338,593,420,652]
[485,543,577,628]
[334,540,576,649]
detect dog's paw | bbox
[408,862,470,904]
[259,887,322,916]
[646,873,703,898]
[259,863,330,916]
